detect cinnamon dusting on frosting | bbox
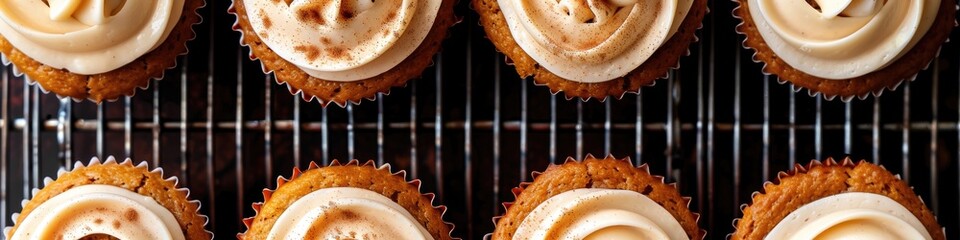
[124,208,139,222]
[295,3,326,25]
[243,0,442,81]
[340,1,356,20]
[497,0,692,82]
[326,47,351,60]
[295,45,322,61]
[302,208,385,239]
[260,10,273,29]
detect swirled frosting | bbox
[498,0,693,82]
[748,0,939,80]
[267,187,433,240]
[10,184,185,240]
[767,192,932,240]
[0,0,185,75]
[514,188,688,240]
[244,0,441,81]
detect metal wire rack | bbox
[2,1,959,239]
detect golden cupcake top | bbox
[242,0,441,81]
[0,0,185,74]
[3,156,212,240]
[497,0,692,82]
[745,0,938,79]
[240,160,455,240]
[733,158,945,240]
[492,155,704,240]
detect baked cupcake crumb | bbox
[732,157,944,240]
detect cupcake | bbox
[3,156,212,239]
[230,0,456,107]
[473,0,706,100]
[239,160,456,239]
[491,155,704,239]
[0,0,205,102]
[734,0,957,100]
[732,158,944,239]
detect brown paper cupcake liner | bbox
[238,159,458,240]
[3,156,213,239]
[0,1,205,103]
[228,1,458,108]
[487,154,705,240]
[732,0,958,102]
[730,157,945,240]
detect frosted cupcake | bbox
[734,0,957,100]
[0,0,205,102]
[3,157,212,239]
[491,155,704,239]
[230,0,456,107]
[732,158,944,240]
[239,160,456,239]
[474,0,707,100]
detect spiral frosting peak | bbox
[749,0,939,79]
[48,0,126,25]
[500,0,693,82]
[244,0,441,81]
[814,0,882,19]
[520,0,658,64]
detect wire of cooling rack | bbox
[1,1,959,240]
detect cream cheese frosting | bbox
[514,188,688,240]
[10,184,185,240]
[0,0,185,75]
[267,187,433,240]
[498,0,693,82]
[747,0,939,80]
[243,0,441,81]
[766,192,932,240]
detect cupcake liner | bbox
[732,0,958,102]
[228,1,459,108]
[729,157,946,240]
[0,1,205,103]
[3,156,213,239]
[488,154,706,240]
[238,159,459,240]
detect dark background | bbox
[2,0,959,239]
